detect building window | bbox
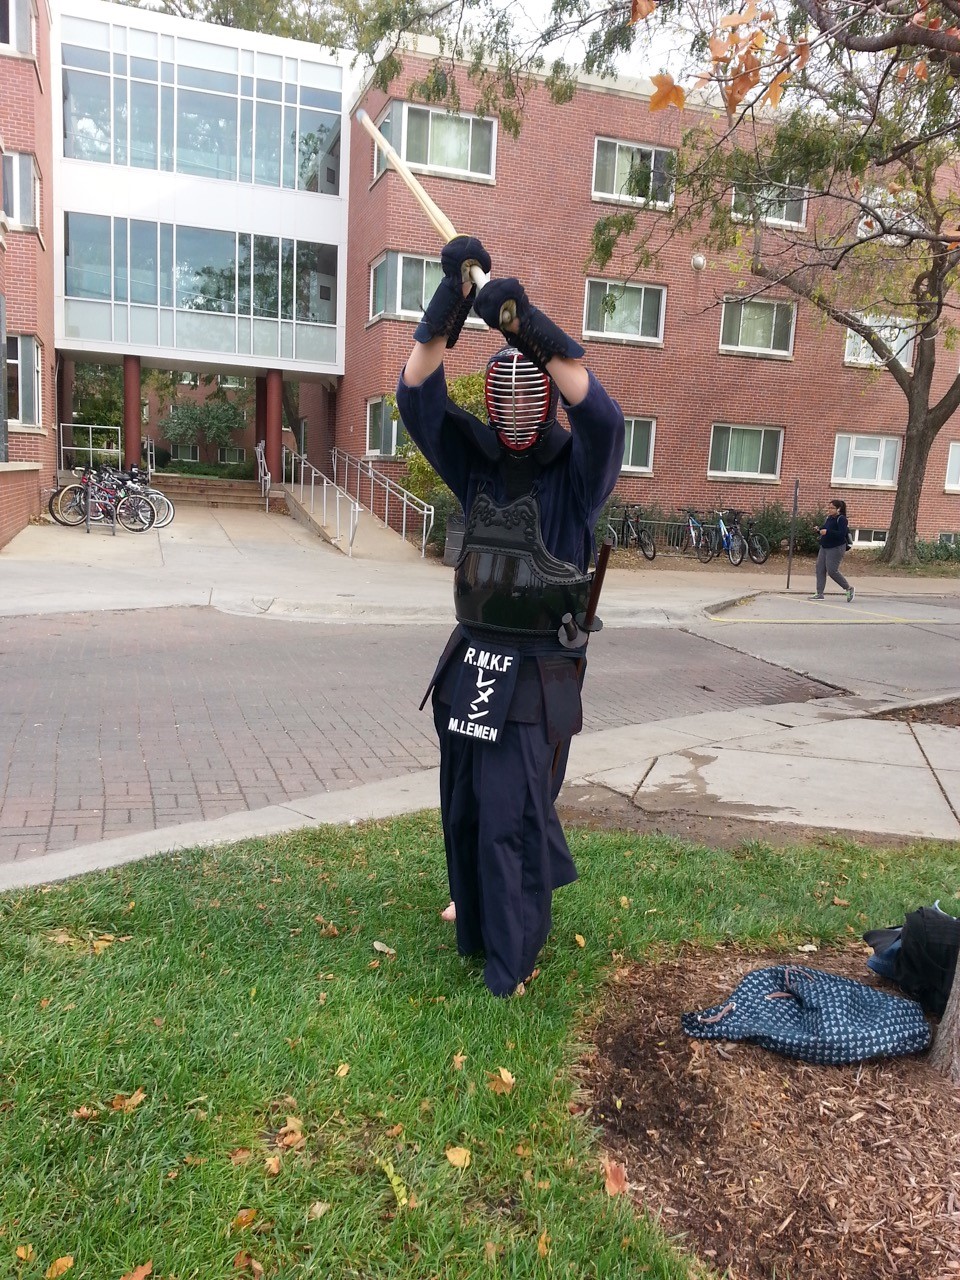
[850,528,887,546]
[584,280,664,343]
[593,138,674,207]
[1,153,40,228]
[369,252,443,319]
[940,531,960,547]
[141,400,150,423]
[366,397,407,457]
[60,25,342,193]
[218,446,246,464]
[708,423,782,479]
[732,183,806,227]
[832,433,900,486]
[374,103,495,180]
[178,372,199,387]
[720,297,795,357]
[218,374,246,389]
[5,335,41,425]
[945,442,960,492]
[622,417,655,472]
[1,0,37,55]
[844,317,915,368]
[169,442,199,462]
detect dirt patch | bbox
[579,947,960,1280]
[877,697,960,728]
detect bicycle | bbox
[705,509,746,565]
[50,467,156,532]
[676,508,714,563]
[724,509,770,564]
[607,504,655,560]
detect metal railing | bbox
[282,446,361,556]
[331,448,434,558]
[59,423,121,474]
[141,435,155,480]
[605,509,705,556]
[254,441,271,512]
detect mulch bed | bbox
[878,697,960,728]
[579,946,960,1280]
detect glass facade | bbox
[63,212,338,361]
[61,15,342,194]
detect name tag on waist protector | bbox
[445,641,520,745]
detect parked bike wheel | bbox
[147,491,175,528]
[116,493,157,532]
[727,532,746,566]
[49,484,87,526]
[638,528,656,561]
[748,532,770,564]
[696,531,715,563]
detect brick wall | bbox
[330,60,960,540]
[0,463,41,549]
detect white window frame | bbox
[1,152,40,229]
[218,446,246,464]
[373,103,496,181]
[583,279,665,344]
[622,416,655,473]
[708,423,783,481]
[5,334,41,425]
[850,528,887,547]
[831,432,901,487]
[592,137,675,208]
[218,374,245,389]
[369,251,484,328]
[178,372,199,387]
[169,442,199,462]
[731,183,806,228]
[719,296,795,358]
[844,316,915,369]
[366,396,406,457]
[944,441,960,492]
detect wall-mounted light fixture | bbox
[691,253,707,271]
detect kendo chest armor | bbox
[454,491,592,635]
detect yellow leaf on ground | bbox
[649,72,686,112]
[385,1123,404,1138]
[229,1148,253,1165]
[183,1154,207,1166]
[452,1051,467,1071]
[119,1265,152,1280]
[372,940,396,956]
[574,934,586,948]
[71,1105,98,1119]
[231,1208,258,1231]
[335,1063,350,1079]
[516,1142,532,1157]
[307,1201,331,1220]
[602,1154,630,1196]
[111,1087,146,1113]
[16,1245,35,1262]
[445,1146,471,1168]
[487,1067,516,1096]
[264,1156,281,1176]
[278,1115,306,1149]
[45,1258,74,1278]
[537,1229,550,1257]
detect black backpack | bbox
[896,907,960,1017]
[845,527,854,549]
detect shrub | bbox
[917,536,960,563]
[156,459,255,480]
[426,486,462,554]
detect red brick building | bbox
[1,0,57,548]
[299,53,960,545]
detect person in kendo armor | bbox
[396,235,624,998]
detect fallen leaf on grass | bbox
[110,1088,146,1113]
[833,896,850,907]
[16,1245,35,1262]
[487,1067,516,1095]
[601,1154,629,1196]
[797,943,819,953]
[484,1241,500,1263]
[277,1116,305,1150]
[372,941,396,956]
[335,1063,350,1079]
[452,1051,467,1071]
[119,1265,152,1280]
[71,1105,98,1120]
[232,1251,264,1277]
[307,1201,331,1220]
[231,1208,257,1231]
[574,934,586,948]
[385,1123,403,1138]
[445,1146,471,1169]
[45,1258,74,1278]
[516,1143,532,1157]
[537,1230,550,1258]
[229,1148,253,1165]
[183,1154,207,1166]
[264,1156,281,1177]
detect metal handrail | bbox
[282,446,361,556]
[254,441,271,512]
[330,447,434,558]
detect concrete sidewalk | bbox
[0,506,958,891]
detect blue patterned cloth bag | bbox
[682,965,931,1065]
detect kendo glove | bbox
[474,277,584,372]
[413,235,492,348]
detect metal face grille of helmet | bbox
[484,349,555,452]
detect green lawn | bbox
[2,817,957,1280]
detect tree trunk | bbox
[877,406,937,566]
[928,964,960,1083]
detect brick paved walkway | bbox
[0,607,830,862]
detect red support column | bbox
[265,369,282,481]
[122,355,142,468]
[255,376,267,446]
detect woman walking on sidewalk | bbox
[812,499,855,601]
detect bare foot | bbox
[440,901,456,922]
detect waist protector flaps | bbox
[454,492,592,634]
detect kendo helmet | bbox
[484,347,558,453]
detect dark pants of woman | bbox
[816,545,851,595]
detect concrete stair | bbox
[150,473,277,510]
